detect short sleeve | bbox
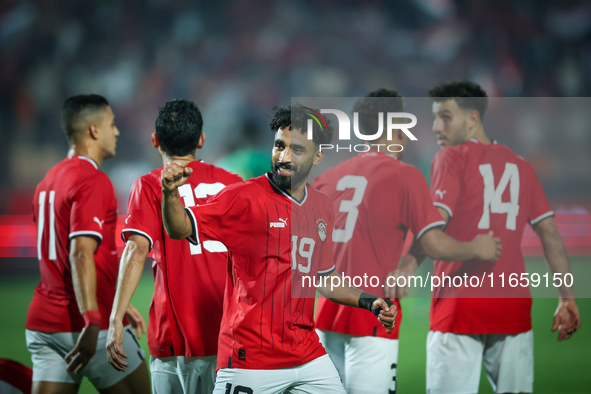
[403,166,446,239]
[524,163,553,226]
[121,177,160,250]
[69,174,114,243]
[317,196,336,276]
[185,183,246,250]
[430,148,463,219]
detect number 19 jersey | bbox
[185,173,336,371]
[429,139,553,334]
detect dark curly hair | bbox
[269,104,333,146]
[353,88,404,134]
[155,99,203,156]
[61,94,109,142]
[428,80,488,120]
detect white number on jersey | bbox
[332,175,368,243]
[37,190,57,260]
[291,235,315,274]
[178,183,228,254]
[478,163,520,230]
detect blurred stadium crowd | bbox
[1,0,591,214]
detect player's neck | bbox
[68,145,104,168]
[368,138,403,159]
[162,153,197,166]
[467,125,491,145]
[289,180,307,201]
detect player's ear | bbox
[88,123,99,140]
[152,133,160,148]
[467,109,480,130]
[197,133,205,149]
[313,146,325,166]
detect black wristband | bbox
[358,292,390,317]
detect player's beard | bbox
[271,160,313,194]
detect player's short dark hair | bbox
[269,104,333,146]
[155,99,204,156]
[61,94,109,142]
[353,88,404,134]
[428,80,488,120]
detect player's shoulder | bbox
[307,184,334,213]
[188,160,243,184]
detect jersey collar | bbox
[78,155,98,169]
[266,172,308,206]
[469,137,497,144]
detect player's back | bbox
[123,160,242,357]
[314,151,442,338]
[27,156,118,332]
[429,139,553,333]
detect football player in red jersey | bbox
[313,89,501,394]
[397,81,581,394]
[26,95,150,394]
[159,104,396,394]
[106,99,242,393]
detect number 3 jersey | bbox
[123,160,242,358]
[27,156,121,332]
[429,139,553,334]
[313,151,446,339]
[184,173,336,371]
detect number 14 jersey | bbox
[429,139,553,334]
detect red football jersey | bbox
[122,160,242,358]
[429,139,553,334]
[313,152,446,339]
[27,156,122,332]
[185,173,336,371]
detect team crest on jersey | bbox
[316,219,328,241]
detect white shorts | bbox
[213,354,345,394]
[316,329,399,394]
[25,325,145,389]
[426,330,534,394]
[150,355,216,394]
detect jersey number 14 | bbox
[478,163,520,231]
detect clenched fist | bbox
[161,161,193,191]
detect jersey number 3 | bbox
[333,175,368,243]
[178,183,228,255]
[478,163,520,231]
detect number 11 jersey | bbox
[429,139,553,334]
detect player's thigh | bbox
[178,355,217,394]
[25,329,83,388]
[99,359,150,394]
[214,367,292,394]
[316,329,347,379]
[85,325,147,392]
[288,354,346,394]
[343,336,398,394]
[149,357,183,394]
[482,330,533,394]
[31,381,79,394]
[426,331,484,394]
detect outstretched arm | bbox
[317,271,396,332]
[161,161,194,239]
[533,216,581,341]
[106,234,150,371]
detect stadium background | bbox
[0,0,590,392]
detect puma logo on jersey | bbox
[93,217,105,229]
[125,215,131,224]
[270,218,288,228]
[435,190,447,199]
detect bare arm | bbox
[161,161,194,239]
[317,271,396,331]
[533,216,581,341]
[107,234,150,371]
[65,235,100,373]
[70,236,99,315]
